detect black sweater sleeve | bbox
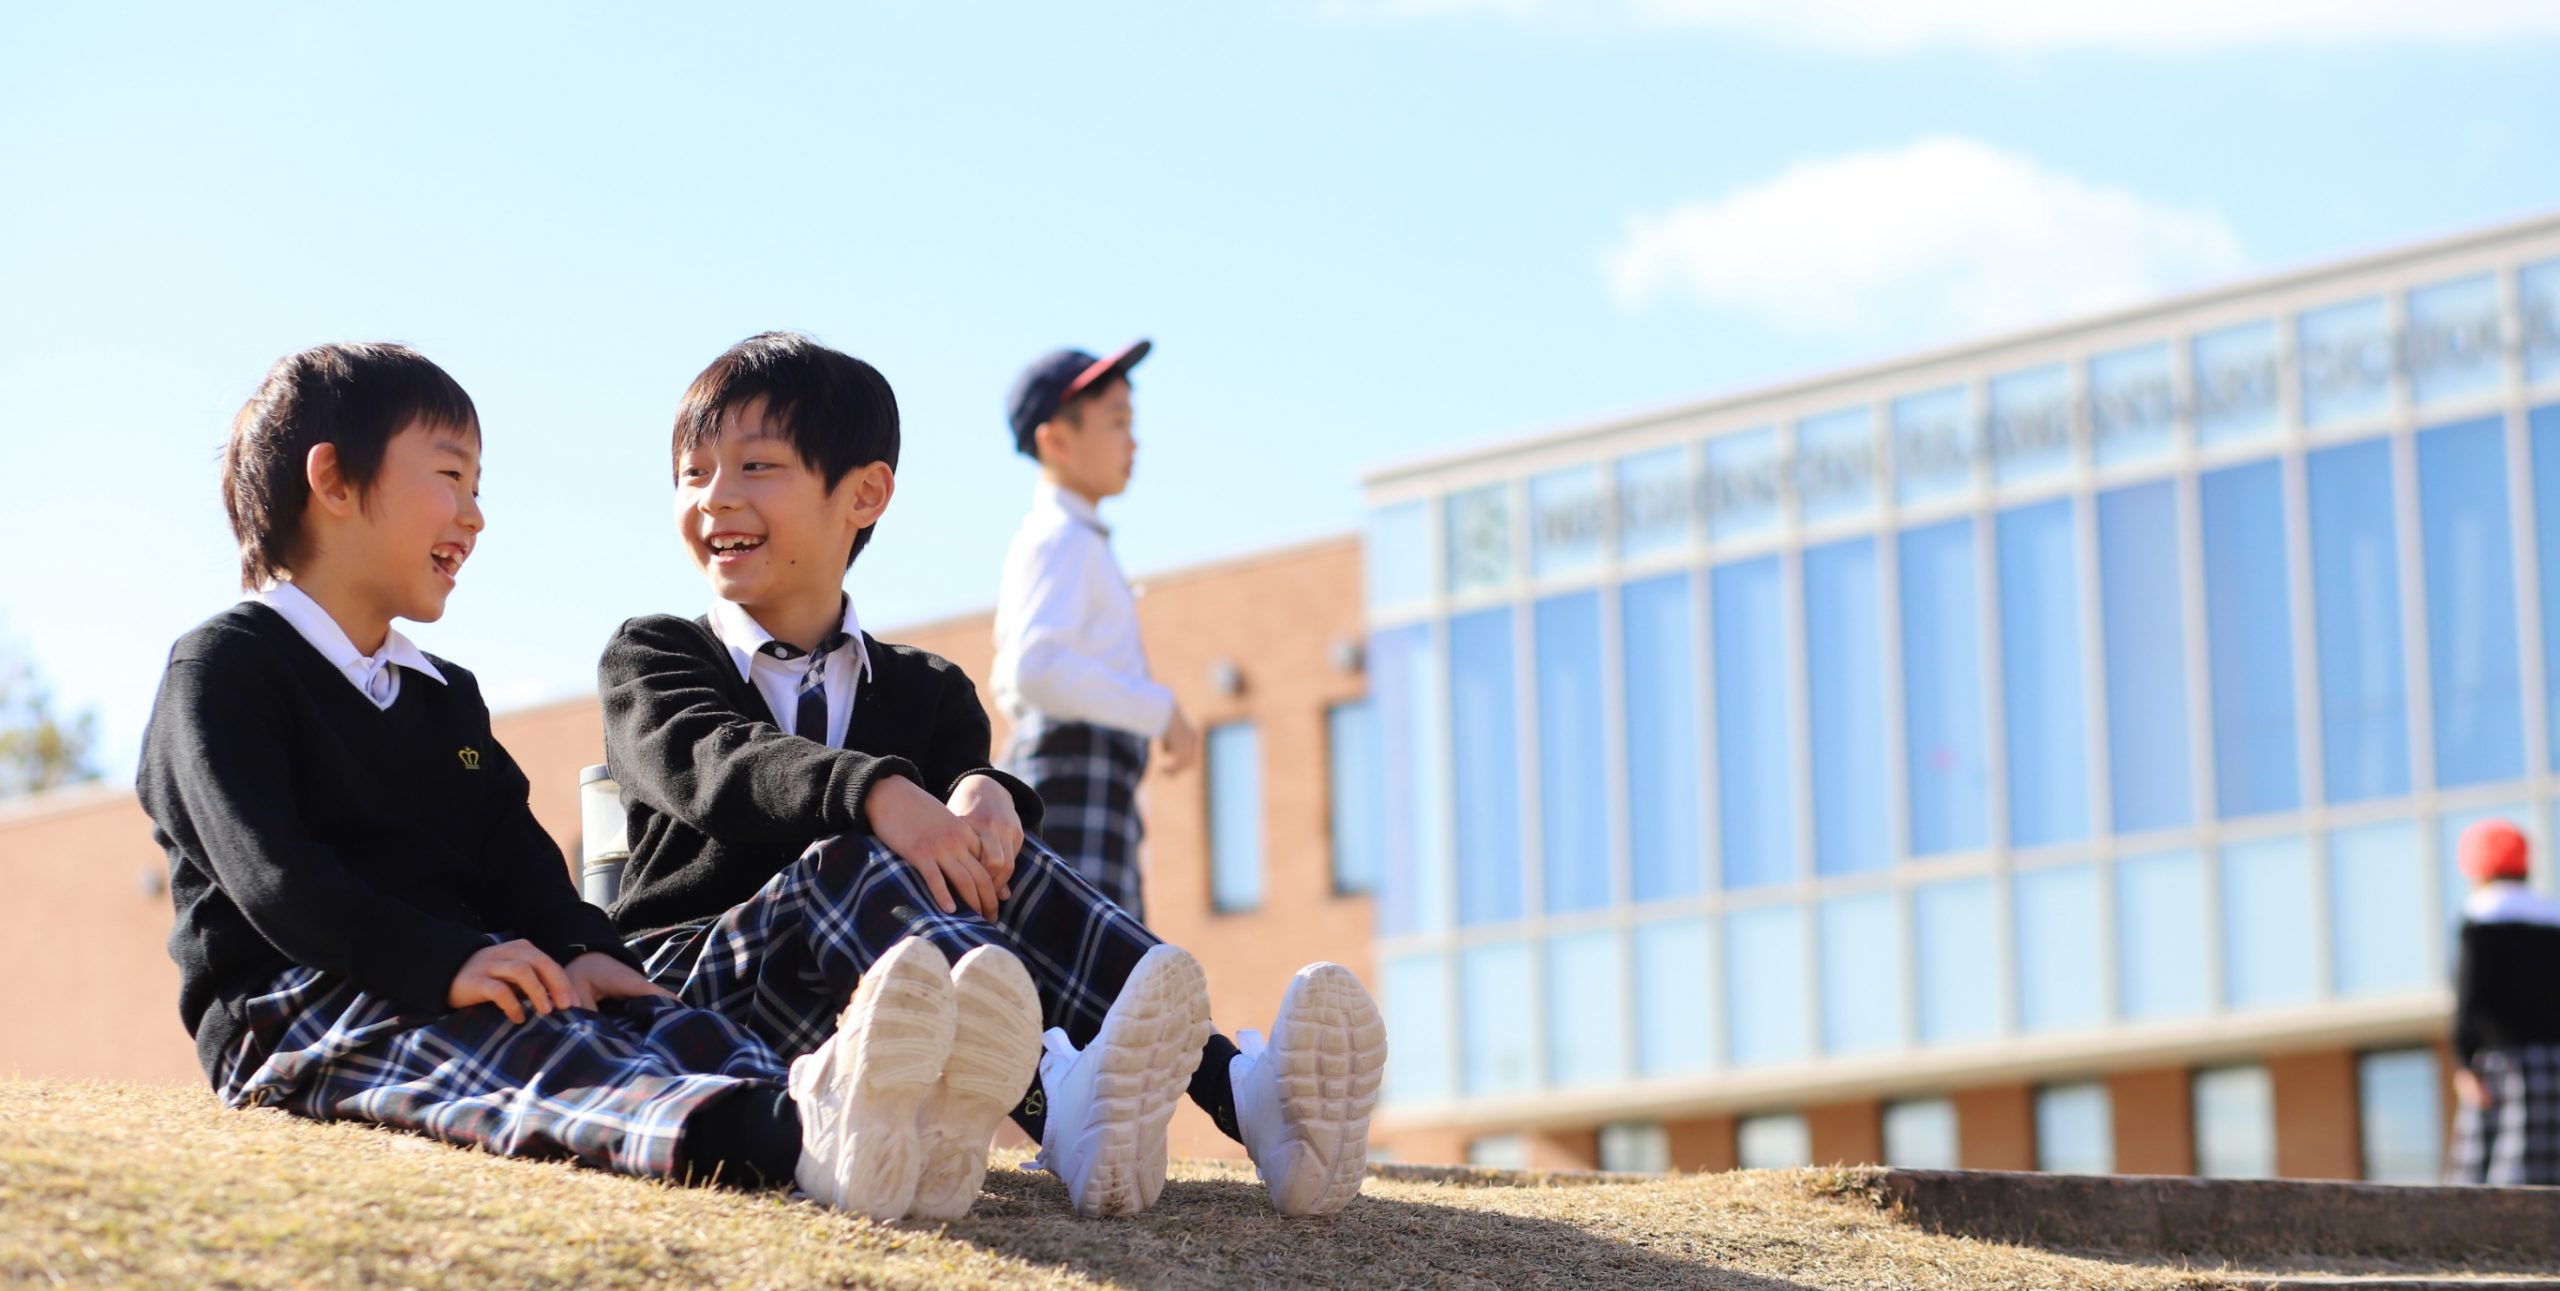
[600,615,923,844]
[464,730,644,974]
[921,660,1045,833]
[2453,922,2483,1067]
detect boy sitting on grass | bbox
[597,332,1388,1218]
[137,342,1029,1222]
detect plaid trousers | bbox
[216,960,786,1180]
[2448,1044,2560,1186]
[1001,718,1150,920]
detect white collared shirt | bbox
[251,582,447,710]
[991,479,1174,737]
[706,595,872,747]
[2466,880,2560,928]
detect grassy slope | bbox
[0,1080,2223,1290]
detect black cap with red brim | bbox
[1007,338,1151,456]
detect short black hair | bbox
[222,342,479,591]
[673,332,900,568]
[1052,373,1132,434]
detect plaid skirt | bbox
[1001,718,1150,920]
[2448,1044,2560,1186]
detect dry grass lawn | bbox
[0,1079,2414,1289]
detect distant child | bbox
[137,342,1001,1223]
[2446,820,2560,1186]
[990,340,1193,921]
[597,332,1386,1218]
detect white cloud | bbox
[1603,136,2249,341]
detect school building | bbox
[6,211,2559,1180]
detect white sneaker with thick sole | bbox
[906,945,1044,1222]
[1031,943,1211,1218]
[789,936,956,1221]
[1230,961,1387,1217]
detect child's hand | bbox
[1158,705,1200,775]
[864,775,1005,918]
[946,775,1021,902]
[448,939,575,1024]
[563,951,677,1011]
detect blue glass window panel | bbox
[1445,483,1513,594]
[1460,942,1536,1095]
[2534,407,2560,770]
[1633,918,1714,1076]
[1999,500,2092,847]
[2407,275,2504,409]
[2089,343,2177,468]
[1726,904,1809,1066]
[2418,417,2526,788]
[1372,625,1448,935]
[2193,321,2282,448]
[1383,953,1453,1103]
[2097,482,2194,833]
[2035,1083,2114,1174]
[1714,557,1797,888]
[1623,574,1704,903]
[2300,298,2393,429]
[1451,608,1523,926]
[1705,426,1783,541]
[2201,461,2302,817]
[2221,835,2318,1010]
[1617,446,1694,561]
[1915,878,2002,1045]
[1530,465,1608,577]
[1883,1098,1961,1169]
[2328,820,2428,998]
[1546,930,1629,1088]
[2307,439,2412,804]
[1894,387,1975,506]
[2194,1065,2277,1179]
[1207,724,1265,912]
[2015,864,2105,1032]
[2438,804,2534,937]
[1805,538,1890,876]
[1795,406,1877,525]
[2117,849,2210,1020]
[1737,1113,1812,1169]
[2359,1048,2445,1184]
[1326,701,1383,896]
[1990,364,2073,486]
[1536,592,1612,914]
[2525,260,2560,386]
[1819,892,1903,1056]
[1901,518,1991,854]
[1366,502,1431,610]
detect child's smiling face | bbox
[353,421,481,627]
[673,397,884,615]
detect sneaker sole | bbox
[1064,944,1211,1218]
[1258,963,1388,1217]
[795,938,955,1220]
[908,946,1043,1222]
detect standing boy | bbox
[992,340,1194,921]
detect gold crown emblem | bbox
[457,746,482,771]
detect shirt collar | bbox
[707,595,871,685]
[2466,880,2560,927]
[252,582,447,687]
[1033,478,1109,537]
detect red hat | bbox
[2458,819,2532,882]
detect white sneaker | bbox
[1030,943,1211,1217]
[789,937,955,1220]
[1230,962,1387,1217]
[907,945,1044,1222]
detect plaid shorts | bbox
[216,959,786,1180]
[1001,718,1150,920]
[2449,1043,2560,1186]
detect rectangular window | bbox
[2098,481,2195,833]
[1796,406,1877,526]
[2527,261,2560,385]
[2117,849,2210,1020]
[1915,878,2001,1045]
[2201,460,2303,817]
[2358,1048,2444,1184]
[1207,723,1265,913]
[1736,1113,1812,1170]
[1894,386,1975,507]
[2407,274,2503,409]
[2534,406,2560,771]
[1623,574,1704,902]
[1535,592,1611,914]
[2089,342,2177,468]
[2034,1082,2114,1174]
[1806,538,1890,875]
[2418,416,2526,788]
[1599,1122,1672,1174]
[2307,438,2412,804]
[1545,929,1628,1089]
[1372,625,1448,935]
[1633,918,1714,1076]
[1617,446,1694,561]
[1366,501,1432,611]
[1705,426,1783,541]
[1714,557,1797,888]
[2193,321,2282,449]
[1445,483,1513,594]
[1819,891,1903,1056]
[1883,1097,1960,1169]
[1451,608,1523,926]
[2221,835,2318,1010]
[2194,1064,2278,1179]
[1467,1134,1529,1169]
[1325,701,1383,896]
[2329,820,2428,997]
[1901,518,1991,854]
[1989,364,2072,487]
[1382,952,1453,1104]
[1726,904,1809,1067]
[1999,499,2092,847]
[1530,465,1607,577]
[2015,863,2105,1032]
[1460,941,1535,1095]
[2300,297,2393,429]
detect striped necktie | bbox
[758,630,853,742]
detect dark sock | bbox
[1007,1032,1247,1147]
[677,1086,801,1190]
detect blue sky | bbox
[3,1,2556,780]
